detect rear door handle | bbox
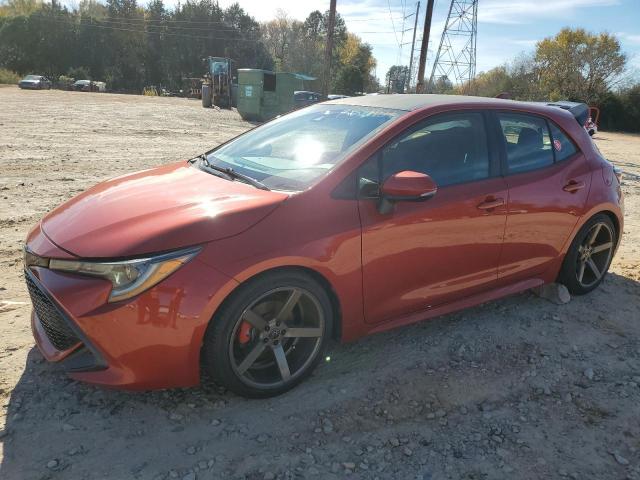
[477,197,505,210]
[563,180,586,193]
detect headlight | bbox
[48,247,200,302]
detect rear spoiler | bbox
[544,101,589,126]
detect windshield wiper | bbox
[198,154,270,191]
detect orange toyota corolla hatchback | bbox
[24,95,623,397]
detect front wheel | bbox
[203,271,333,398]
[558,214,616,295]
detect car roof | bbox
[325,93,561,113]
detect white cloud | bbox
[216,0,318,21]
[479,0,620,25]
[618,32,640,45]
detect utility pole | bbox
[322,0,337,97]
[415,0,435,93]
[407,1,420,92]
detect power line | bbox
[387,0,401,47]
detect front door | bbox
[358,111,508,325]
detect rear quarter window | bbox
[549,121,578,161]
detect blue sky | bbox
[214,0,640,85]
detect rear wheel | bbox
[558,214,616,295]
[203,271,333,398]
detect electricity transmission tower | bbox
[427,0,478,92]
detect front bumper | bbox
[25,234,238,390]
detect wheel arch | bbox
[561,204,623,257]
[205,265,344,343]
[600,209,621,245]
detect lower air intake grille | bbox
[25,273,80,351]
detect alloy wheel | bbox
[576,222,614,288]
[228,287,325,389]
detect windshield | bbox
[205,104,403,191]
[25,75,40,80]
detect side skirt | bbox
[366,278,544,336]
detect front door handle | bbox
[563,180,586,193]
[477,197,505,210]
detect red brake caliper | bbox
[237,321,252,344]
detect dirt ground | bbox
[0,86,639,480]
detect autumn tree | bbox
[333,33,375,94]
[535,28,626,103]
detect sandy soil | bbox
[0,86,639,480]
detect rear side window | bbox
[498,113,553,174]
[549,122,578,161]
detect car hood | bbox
[41,162,288,258]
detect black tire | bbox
[558,213,616,295]
[202,270,333,398]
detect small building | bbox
[237,70,316,122]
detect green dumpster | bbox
[237,69,305,122]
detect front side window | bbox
[206,104,403,191]
[378,112,490,187]
[499,113,553,174]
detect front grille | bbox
[25,273,80,351]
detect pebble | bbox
[584,368,595,380]
[343,462,356,470]
[611,452,629,465]
[210,419,221,426]
[182,473,196,480]
[186,446,197,455]
[46,459,59,469]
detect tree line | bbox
[0,0,378,94]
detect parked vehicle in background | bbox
[24,95,623,398]
[294,90,324,109]
[18,75,51,90]
[327,94,350,100]
[585,106,600,136]
[72,80,106,92]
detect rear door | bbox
[358,111,508,325]
[494,112,591,282]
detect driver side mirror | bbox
[378,170,438,214]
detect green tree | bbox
[386,65,408,93]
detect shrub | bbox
[0,68,21,84]
[57,75,75,90]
